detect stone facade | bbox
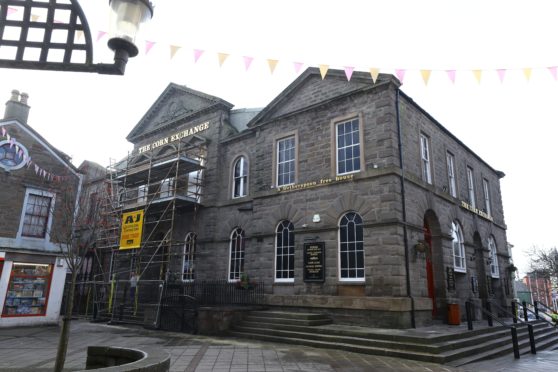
[113,69,513,328]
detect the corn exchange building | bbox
[96,68,513,329]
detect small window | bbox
[336,118,361,175]
[183,233,196,281]
[339,212,364,281]
[420,134,432,184]
[467,167,476,208]
[229,228,245,281]
[21,191,54,238]
[488,236,499,278]
[276,136,295,186]
[451,221,466,272]
[483,178,491,216]
[275,220,294,282]
[0,140,28,171]
[446,152,457,197]
[233,156,248,198]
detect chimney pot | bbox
[20,92,29,105]
[10,90,20,101]
[4,90,30,124]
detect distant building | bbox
[97,68,514,328]
[0,91,81,327]
[523,272,554,309]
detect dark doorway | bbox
[424,220,436,317]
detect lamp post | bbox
[0,0,153,75]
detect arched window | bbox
[229,228,245,281]
[452,221,466,272]
[233,156,248,198]
[275,220,294,282]
[339,212,364,281]
[488,236,499,278]
[183,232,196,281]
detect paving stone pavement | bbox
[0,320,556,371]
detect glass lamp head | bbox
[108,0,154,57]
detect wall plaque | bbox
[446,267,456,291]
[303,242,325,282]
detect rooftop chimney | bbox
[4,90,30,124]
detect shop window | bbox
[483,178,492,216]
[233,156,248,198]
[2,263,52,317]
[20,188,55,239]
[229,228,245,281]
[452,221,466,272]
[467,166,476,208]
[336,118,361,175]
[182,232,196,282]
[446,152,457,197]
[420,134,432,184]
[488,236,499,278]
[275,220,294,282]
[339,212,364,281]
[276,136,296,186]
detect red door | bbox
[424,223,436,316]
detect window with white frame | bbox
[420,134,432,184]
[233,156,248,198]
[276,136,295,186]
[336,118,361,175]
[451,221,466,272]
[20,189,55,239]
[446,152,457,197]
[229,228,245,281]
[483,178,491,216]
[182,232,196,281]
[275,220,294,282]
[339,212,364,281]
[466,166,476,207]
[488,236,499,278]
[0,140,28,171]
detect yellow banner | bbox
[119,210,144,250]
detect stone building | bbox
[0,91,81,327]
[106,68,514,328]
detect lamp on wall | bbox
[0,0,153,75]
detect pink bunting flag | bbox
[145,41,155,55]
[548,67,557,80]
[395,69,406,84]
[1,127,5,137]
[293,62,304,74]
[344,66,354,81]
[96,31,107,42]
[7,7,17,16]
[497,69,506,83]
[446,70,456,84]
[26,159,32,168]
[243,56,254,71]
[193,49,204,63]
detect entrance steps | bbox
[228,310,558,366]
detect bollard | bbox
[511,327,520,359]
[528,324,537,354]
[522,301,529,322]
[466,301,473,330]
[534,301,540,320]
[486,301,493,327]
[511,301,517,324]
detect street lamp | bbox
[0,0,153,75]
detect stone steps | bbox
[228,310,558,366]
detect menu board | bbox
[2,264,52,317]
[303,242,325,282]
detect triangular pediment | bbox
[248,68,399,127]
[127,83,233,142]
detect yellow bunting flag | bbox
[523,68,532,81]
[170,45,181,59]
[31,14,40,22]
[267,59,279,74]
[420,70,432,85]
[472,69,482,84]
[218,53,229,67]
[76,30,84,41]
[369,68,380,83]
[319,65,329,80]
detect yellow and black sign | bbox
[119,210,144,250]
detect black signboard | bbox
[304,242,325,282]
[446,267,456,291]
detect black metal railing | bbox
[164,280,264,306]
[520,301,557,328]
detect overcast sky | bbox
[1,0,557,275]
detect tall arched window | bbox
[183,232,196,281]
[488,236,499,278]
[275,220,294,282]
[339,212,364,281]
[229,228,245,281]
[233,156,248,198]
[452,221,466,272]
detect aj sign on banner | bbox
[119,210,144,250]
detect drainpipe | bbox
[395,88,416,328]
